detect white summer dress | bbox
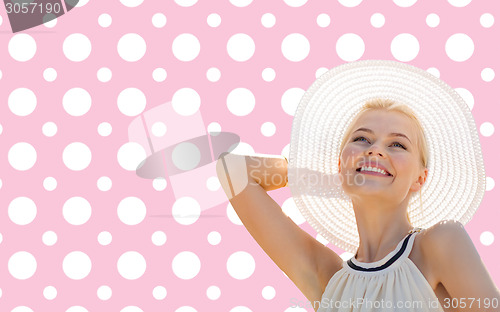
[317,228,444,312]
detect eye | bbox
[353,136,368,143]
[391,141,407,150]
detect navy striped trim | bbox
[347,233,413,272]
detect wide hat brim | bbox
[288,60,486,254]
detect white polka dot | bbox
[153,68,167,82]
[117,88,146,116]
[338,0,363,7]
[445,33,474,62]
[336,33,365,62]
[8,88,37,116]
[63,88,92,116]
[227,88,255,116]
[370,13,385,28]
[175,307,197,312]
[172,197,201,225]
[316,233,329,245]
[66,307,88,312]
[151,122,167,137]
[8,34,37,62]
[63,142,92,171]
[261,122,276,137]
[8,197,37,225]
[9,142,37,171]
[315,67,329,78]
[120,0,144,7]
[207,13,221,27]
[172,251,201,279]
[391,33,420,62]
[97,285,112,300]
[282,197,305,225]
[207,67,221,82]
[207,285,221,300]
[230,0,253,6]
[447,0,471,7]
[96,176,112,192]
[63,33,91,62]
[340,251,355,261]
[172,33,200,62]
[283,0,307,6]
[152,231,167,246]
[229,307,252,312]
[480,13,494,28]
[63,251,92,280]
[172,88,201,116]
[480,122,494,137]
[281,33,310,62]
[426,67,440,77]
[226,203,242,225]
[261,13,276,28]
[281,144,290,160]
[175,0,198,6]
[481,68,495,82]
[262,68,276,82]
[75,0,90,6]
[281,88,305,116]
[152,13,167,28]
[262,286,276,300]
[153,286,167,300]
[426,13,440,27]
[153,178,167,191]
[117,251,147,280]
[393,0,417,7]
[98,14,112,28]
[207,122,221,136]
[172,142,201,170]
[63,197,92,225]
[207,231,221,245]
[118,197,147,225]
[43,15,57,28]
[486,176,495,191]
[227,33,255,62]
[117,142,147,171]
[206,176,220,191]
[42,231,57,246]
[227,251,255,279]
[121,307,143,312]
[455,88,474,110]
[97,67,112,82]
[228,141,255,155]
[317,14,330,27]
[11,307,34,312]
[480,231,494,246]
[43,68,57,82]
[43,177,57,191]
[98,231,112,245]
[117,33,146,62]
[43,286,57,300]
[8,252,37,279]
[98,122,112,136]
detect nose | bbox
[365,144,385,158]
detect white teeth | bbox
[360,166,389,175]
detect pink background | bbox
[0,0,498,311]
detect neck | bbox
[352,196,413,263]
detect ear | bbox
[410,167,428,192]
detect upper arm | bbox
[216,155,343,303]
[426,220,500,311]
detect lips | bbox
[355,164,393,176]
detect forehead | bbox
[352,110,417,138]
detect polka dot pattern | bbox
[0,1,498,311]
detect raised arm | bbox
[216,152,343,304]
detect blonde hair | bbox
[338,98,429,225]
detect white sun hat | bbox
[287,59,486,253]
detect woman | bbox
[216,60,500,311]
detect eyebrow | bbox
[353,127,412,144]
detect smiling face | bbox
[338,109,428,204]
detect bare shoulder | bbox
[417,220,469,264]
